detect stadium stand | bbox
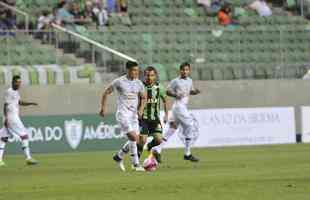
[5,0,310,81]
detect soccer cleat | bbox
[133,164,145,172]
[26,158,38,165]
[113,154,126,172]
[0,160,6,167]
[152,150,162,164]
[184,155,199,162]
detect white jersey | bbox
[110,75,145,114]
[4,88,20,119]
[168,77,194,107]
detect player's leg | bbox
[137,135,147,158]
[147,120,163,151]
[0,136,8,166]
[145,121,163,163]
[113,115,144,171]
[137,120,148,158]
[113,140,129,171]
[149,132,163,163]
[126,130,144,171]
[178,107,199,162]
[151,121,178,154]
[10,119,38,165]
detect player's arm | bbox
[190,82,201,95]
[190,89,201,95]
[138,91,146,119]
[3,103,8,127]
[166,89,184,100]
[19,100,38,106]
[161,95,169,123]
[160,86,169,123]
[166,80,182,99]
[99,85,113,118]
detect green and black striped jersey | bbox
[142,83,166,121]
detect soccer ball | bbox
[143,156,158,172]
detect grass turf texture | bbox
[1,144,310,200]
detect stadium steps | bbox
[15,0,310,80]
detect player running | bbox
[153,62,201,162]
[99,61,146,172]
[0,75,39,167]
[137,66,169,163]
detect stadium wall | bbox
[0,80,309,130]
[0,80,308,114]
[1,80,310,154]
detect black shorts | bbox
[139,119,163,136]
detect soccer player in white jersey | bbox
[99,61,146,172]
[0,75,39,167]
[153,62,201,162]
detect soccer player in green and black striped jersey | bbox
[137,66,169,163]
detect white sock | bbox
[21,139,32,160]
[0,140,6,161]
[117,141,129,160]
[184,138,191,156]
[152,126,176,154]
[128,141,139,166]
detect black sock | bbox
[147,139,158,151]
[137,144,144,158]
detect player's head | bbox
[12,75,21,90]
[144,66,158,85]
[179,62,191,79]
[126,61,139,79]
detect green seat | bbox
[167,65,179,80]
[212,67,224,80]
[149,63,168,81]
[200,68,213,80]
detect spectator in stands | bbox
[84,0,95,20]
[57,1,89,28]
[37,10,52,31]
[106,0,117,13]
[0,9,16,31]
[92,2,109,30]
[247,0,272,17]
[36,10,53,42]
[57,1,75,26]
[117,0,128,16]
[218,3,239,27]
[198,0,222,16]
[71,2,91,25]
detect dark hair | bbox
[126,61,138,70]
[144,66,157,75]
[58,1,67,8]
[220,3,231,13]
[180,62,191,70]
[42,10,50,16]
[12,75,21,82]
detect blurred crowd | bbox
[37,0,129,32]
[197,0,272,28]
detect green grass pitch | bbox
[1,144,310,200]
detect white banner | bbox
[301,106,310,143]
[164,107,296,148]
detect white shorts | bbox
[170,104,194,137]
[116,111,139,135]
[0,116,28,138]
